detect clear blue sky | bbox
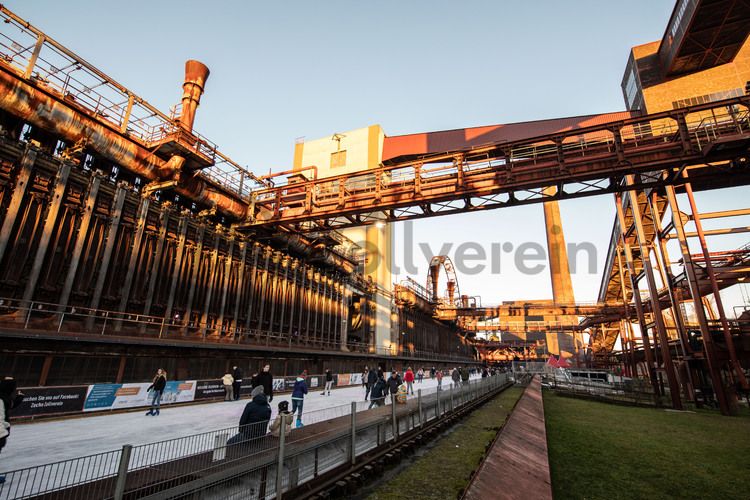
[11,1,750,311]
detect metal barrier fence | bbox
[543,373,666,407]
[0,296,476,364]
[0,373,510,499]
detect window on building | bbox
[624,68,639,109]
[331,150,347,168]
[672,88,742,109]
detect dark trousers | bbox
[232,381,242,400]
[365,383,372,400]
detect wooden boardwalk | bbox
[463,376,552,500]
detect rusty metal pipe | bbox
[0,65,248,219]
[180,60,209,132]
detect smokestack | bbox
[447,280,455,304]
[429,264,441,302]
[180,60,210,132]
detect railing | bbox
[247,96,750,230]
[543,373,667,407]
[0,373,511,499]
[0,297,477,363]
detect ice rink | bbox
[1,374,474,472]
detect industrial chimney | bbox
[180,60,210,132]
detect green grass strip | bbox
[367,387,523,500]
[545,392,750,500]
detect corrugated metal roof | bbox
[382,111,634,164]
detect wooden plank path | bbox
[463,375,552,500]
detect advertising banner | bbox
[272,378,285,392]
[194,379,228,400]
[337,373,352,386]
[349,373,362,386]
[12,386,88,418]
[84,381,198,411]
[309,376,319,388]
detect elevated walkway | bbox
[463,375,552,500]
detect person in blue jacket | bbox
[291,372,308,427]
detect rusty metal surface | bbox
[245,97,750,231]
[463,376,552,500]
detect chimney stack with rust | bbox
[180,60,210,132]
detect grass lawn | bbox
[366,386,523,500]
[545,392,750,500]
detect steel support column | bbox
[58,171,102,310]
[0,147,35,265]
[614,192,660,399]
[21,162,71,308]
[683,174,748,391]
[183,224,206,329]
[230,240,246,335]
[88,184,127,315]
[216,236,235,337]
[142,205,170,317]
[664,184,730,414]
[116,195,150,319]
[625,177,682,409]
[200,233,221,337]
[164,215,189,323]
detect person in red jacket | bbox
[404,367,415,395]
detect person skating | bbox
[227,392,271,445]
[451,367,461,388]
[482,367,489,378]
[417,368,424,383]
[460,366,470,386]
[255,364,274,403]
[232,366,243,401]
[362,366,369,398]
[222,371,234,401]
[321,369,333,396]
[404,367,415,395]
[386,370,402,403]
[368,375,387,409]
[430,366,436,379]
[145,368,167,416]
[436,369,443,389]
[269,400,292,438]
[291,373,308,427]
[366,366,377,401]
[0,377,24,484]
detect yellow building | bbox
[293,125,395,353]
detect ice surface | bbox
[1,373,476,472]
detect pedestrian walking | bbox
[322,368,333,396]
[232,366,243,401]
[404,367,415,395]
[0,377,24,484]
[368,375,387,409]
[254,364,274,403]
[417,368,424,383]
[222,371,234,401]
[291,373,308,427]
[366,366,377,401]
[227,392,271,445]
[269,401,293,438]
[436,369,443,389]
[451,367,461,388]
[145,368,167,416]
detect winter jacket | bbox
[367,369,378,385]
[451,369,460,382]
[233,368,244,382]
[255,371,274,400]
[0,402,8,439]
[291,377,308,399]
[404,370,415,383]
[147,374,166,393]
[238,393,271,434]
[269,411,292,437]
[325,371,333,382]
[460,368,470,382]
[0,379,23,438]
[370,379,387,400]
[436,371,443,381]
[222,374,234,386]
[386,375,402,395]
